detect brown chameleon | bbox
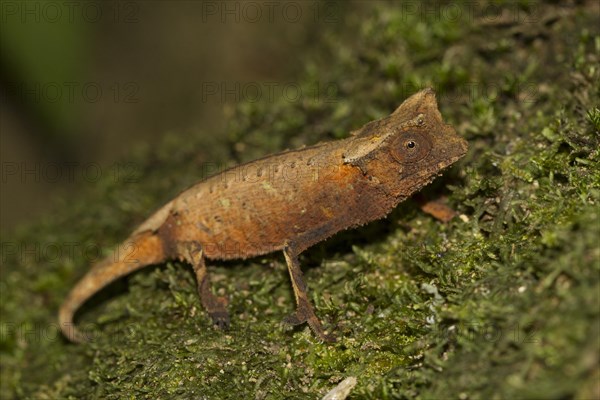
[59,88,468,343]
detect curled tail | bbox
[59,231,166,343]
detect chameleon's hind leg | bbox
[282,245,335,342]
[180,241,230,330]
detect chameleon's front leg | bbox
[283,245,336,342]
[179,241,230,330]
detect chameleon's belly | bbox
[159,146,390,260]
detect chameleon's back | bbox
[156,138,390,260]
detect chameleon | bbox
[59,88,468,343]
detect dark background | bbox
[1,1,364,232]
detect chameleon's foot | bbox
[203,293,230,330]
[283,304,336,343]
[308,321,336,343]
[180,242,232,331]
[283,312,305,326]
[209,309,230,330]
[282,245,336,343]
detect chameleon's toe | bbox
[319,332,337,343]
[306,317,337,343]
[210,311,230,330]
[283,306,337,342]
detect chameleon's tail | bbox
[59,231,166,343]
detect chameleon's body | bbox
[59,89,468,343]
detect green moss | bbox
[2,2,599,399]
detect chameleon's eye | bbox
[391,132,432,163]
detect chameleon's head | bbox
[342,88,468,197]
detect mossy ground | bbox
[1,2,599,399]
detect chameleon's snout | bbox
[450,137,469,163]
[458,136,469,155]
[445,136,469,166]
[439,124,469,162]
